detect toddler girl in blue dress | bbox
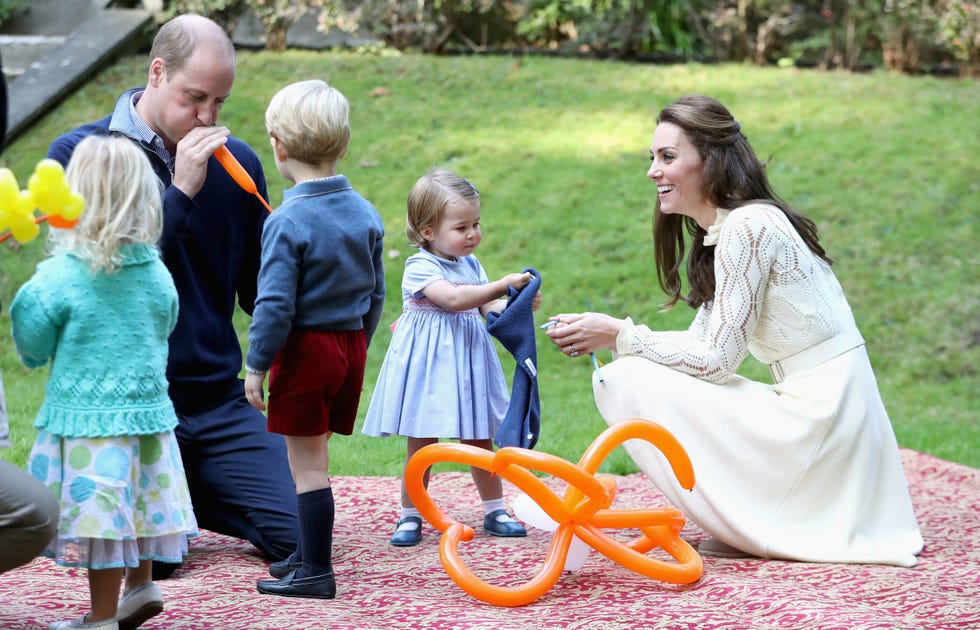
[363,167,541,546]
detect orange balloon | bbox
[404,418,703,607]
[44,214,78,229]
[214,145,273,213]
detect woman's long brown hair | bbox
[653,94,832,309]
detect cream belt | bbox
[769,328,866,384]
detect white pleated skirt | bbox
[593,346,923,567]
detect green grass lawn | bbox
[1,52,977,475]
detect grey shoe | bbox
[49,616,118,629]
[117,582,164,629]
[697,538,754,559]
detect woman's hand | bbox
[544,312,625,357]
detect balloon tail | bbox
[0,214,50,245]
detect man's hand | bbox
[172,126,231,199]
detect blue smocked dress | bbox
[363,249,509,439]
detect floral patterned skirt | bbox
[28,429,198,569]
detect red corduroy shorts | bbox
[267,328,367,437]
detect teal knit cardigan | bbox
[10,243,179,438]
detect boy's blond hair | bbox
[52,134,163,273]
[265,79,350,166]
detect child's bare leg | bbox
[286,433,332,494]
[124,559,153,592]
[390,437,438,546]
[285,434,335,579]
[255,434,337,599]
[117,557,165,627]
[463,438,526,537]
[401,437,438,508]
[462,438,502,501]
[88,567,124,621]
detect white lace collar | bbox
[702,208,731,247]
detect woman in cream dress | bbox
[544,95,922,567]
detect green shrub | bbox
[937,0,980,75]
[158,0,979,73]
[0,0,27,25]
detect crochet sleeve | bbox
[618,208,774,383]
[9,281,60,369]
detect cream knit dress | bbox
[595,204,923,567]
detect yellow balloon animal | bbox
[404,418,704,607]
[0,159,84,245]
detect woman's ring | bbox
[571,350,579,357]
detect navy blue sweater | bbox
[48,88,268,412]
[486,268,542,449]
[246,176,385,371]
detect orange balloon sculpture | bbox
[404,418,703,607]
[214,145,273,213]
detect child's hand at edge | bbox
[482,271,534,316]
[244,371,267,411]
[501,271,532,291]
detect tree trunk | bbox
[265,22,288,52]
[844,0,859,69]
[736,0,751,60]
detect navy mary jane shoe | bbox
[484,509,527,537]
[389,516,423,547]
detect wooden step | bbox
[5,7,152,144]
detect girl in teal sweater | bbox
[11,135,198,630]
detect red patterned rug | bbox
[2,449,977,629]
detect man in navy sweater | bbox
[47,14,298,583]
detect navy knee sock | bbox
[295,487,334,579]
[287,540,302,565]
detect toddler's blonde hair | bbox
[51,134,163,273]
[406,167,480,248]
[265,79,350,166]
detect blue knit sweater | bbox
[246,176,385,370]
[10,244,179,438]
[486,268,542,449]
[47,88,268,411]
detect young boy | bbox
[244,79,385,599]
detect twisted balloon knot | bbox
[404,418,703,606]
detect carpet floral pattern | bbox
[1,449,977,629]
